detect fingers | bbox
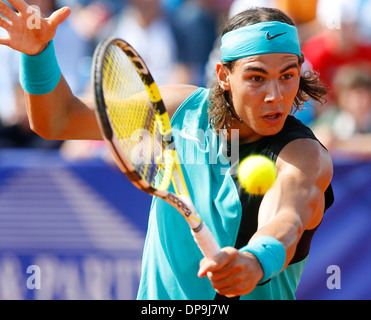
[208,265,251,298]
[0,1,18,21]
[48,7,71,29]
[198,247,236,278]
[0,15,11,31]
[198,247,259,297]
[198,253,227,278]
[198,259,217,278]
[0,36,10,47]
[6,0,28,13]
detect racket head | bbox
[92,37,172,194]
[92,38,221,260]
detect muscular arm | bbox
[26,80,198,141]
[253,138,333,268]
[199,138,333,297]
[25,75,102,140]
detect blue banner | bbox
[0,149,151,300]
[296,159,371,300]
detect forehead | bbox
[234,53,300,71]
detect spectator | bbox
[98,0,179,85]
[161,0,183,13]
[49,0,101,95]
[64,1,114,43]
[169,0,224,86]
[228,0,276,18]
[275,0,322,44]
[302,0,371,105]
[312,64,371,159]
[317,0,371,44]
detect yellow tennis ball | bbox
[238,155,277,195]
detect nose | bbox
[264,80,284,104]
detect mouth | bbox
[262,112,283,123]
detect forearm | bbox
[251,182,323,272]
[25,75,101,141]
[20,40,101,141]
[251,212,304,268]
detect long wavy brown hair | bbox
[208,7,328,132]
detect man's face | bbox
[217,53,301,142]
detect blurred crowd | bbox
[1,0,371,161]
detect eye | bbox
[250,75,264,82]
[281,73,294,81]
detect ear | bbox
[216,62,231,91]
[298,54,304,73]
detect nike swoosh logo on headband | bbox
[265,31,287,40]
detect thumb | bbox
[198,249,230,278]
[48,7,71,29]
[198,257,217,278]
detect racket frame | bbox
[92,37,221,259]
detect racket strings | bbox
[102,44,168,188]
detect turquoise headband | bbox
[221,21,301,62]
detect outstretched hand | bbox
[0,0,70,55]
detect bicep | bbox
[258,139,333,231]
[253,139,332,266]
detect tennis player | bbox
[0,0,334,300]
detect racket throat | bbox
[191,222,204,233]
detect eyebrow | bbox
[280,63,299,74]
[243,67,268,74]
[243,63,299,75]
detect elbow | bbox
[286,215,305,256]
[283,217,305,266]
[23,84,72,141]
[29,118,62,141]
[288,214,305,247]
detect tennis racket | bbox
[92,37,221,260]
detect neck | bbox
[226,119,263,144]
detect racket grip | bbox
[192,222,221,260]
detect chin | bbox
[258,121,286,137]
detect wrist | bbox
[239,235,286,284]
[19,40,62,95]
[30,42,50,56]
[240,250,264,283]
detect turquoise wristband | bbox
[239,235,286,284]
[19,40,62,95]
